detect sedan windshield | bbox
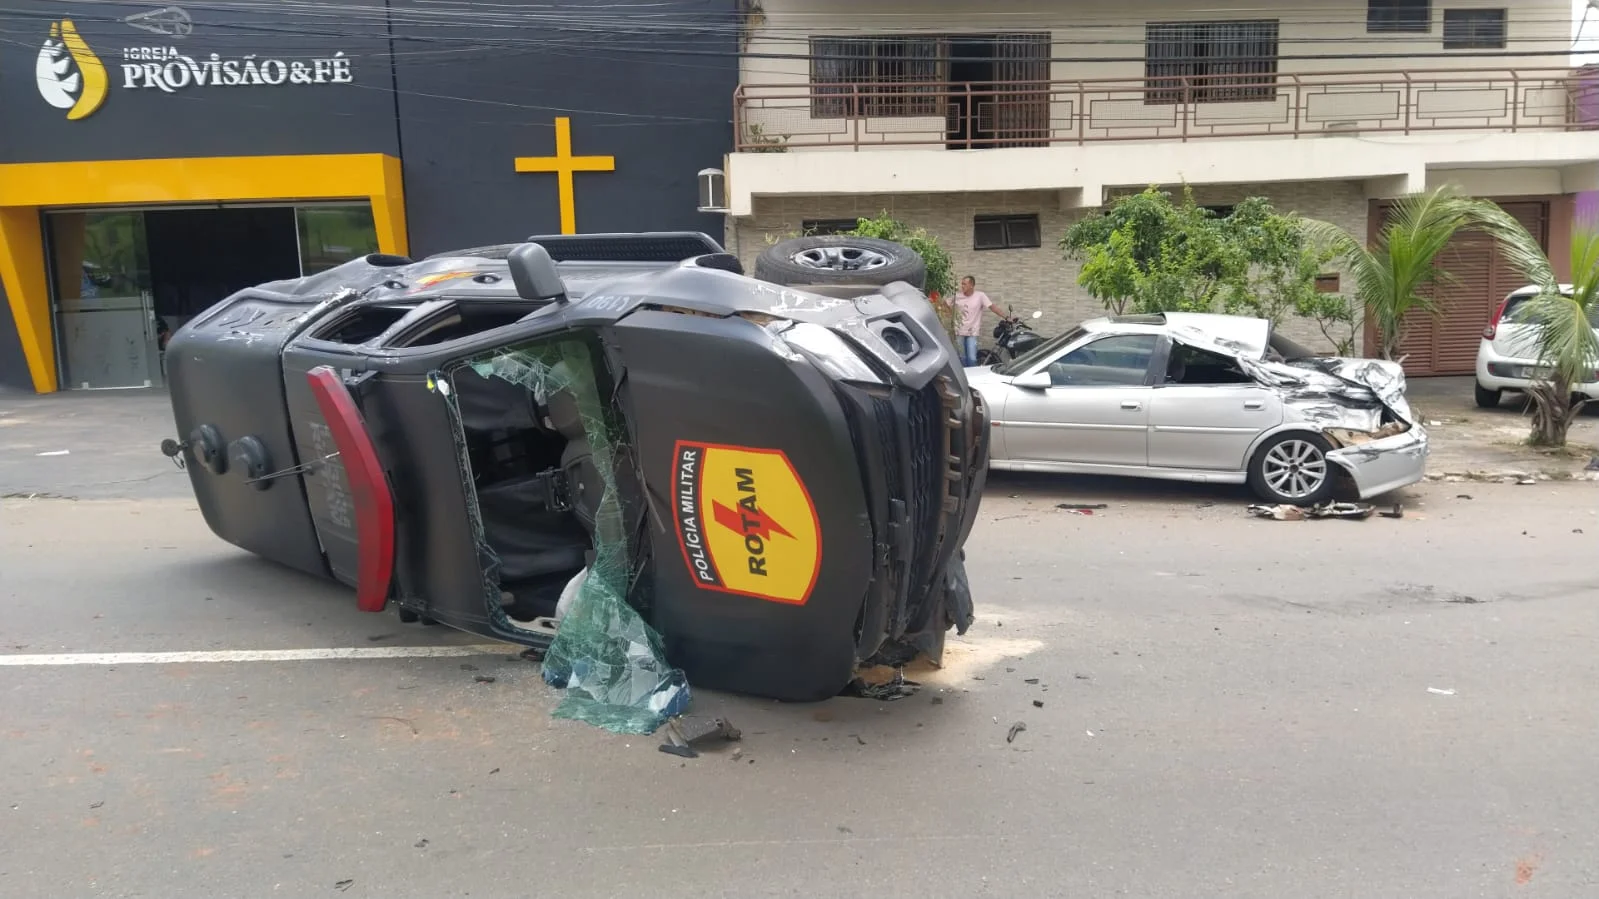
[994,325,1087,375]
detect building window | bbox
[974,214,1042,251]
[1367,0,1430,33]
[1315,274,1342,293]
[1144,20,1280,105]
[800,218,861,235]
[810,36,944,119]
[1442,9,1506,49]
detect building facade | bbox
[724,0,1599,375]
[0,0,737,393]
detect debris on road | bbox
[1058,503,1108,515]
[1379,504,1404,519]
[35,450,70,457]
[843,666,921,701]
[1006,721,1027,743]
[1427,687,1456,696]
[657,716,742,759]
[473,675,496,684]
[1032,699,1044,708]
[1247,501,1376,521]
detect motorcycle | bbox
[974,310,1045,365]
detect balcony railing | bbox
[733,67,1598,152]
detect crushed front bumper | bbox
[1327,425,1430,499]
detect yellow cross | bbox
[513,116,615,235]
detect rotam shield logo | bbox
[36,20,108,120]
[672,441,822,605]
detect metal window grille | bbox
[1144,20,1280,105]
[1442,9,1506,50]
[1367,0,1431,34]
[810,36,944,118]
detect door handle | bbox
[1244,400,1264,410]
[1121,401,1141,410]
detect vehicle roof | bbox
[1083,311,1272,359]
[1506,283,1576,299]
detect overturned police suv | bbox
[159,232,989,706]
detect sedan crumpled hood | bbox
[1237,355,1415,428]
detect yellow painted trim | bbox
[0,153,407,393]
[514,117,615,235]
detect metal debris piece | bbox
[1427,687,1456,696]
[657,716,742,759]
[1032,700,1044,708]
[1248,501,1375,521]
[1006,721,1027,743]
[1057,503,1108,512]
[473,675,496,684]
[843,668,921,701]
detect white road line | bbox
[0,644,518,667]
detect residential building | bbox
[0,0,736,394]
[724,0,1599,375]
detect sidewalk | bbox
[1405,377,1599,481]
[0,387,191,500]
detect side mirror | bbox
[1031,310,1043,320]
[507,242,567,303]
[1011,371,1051,390]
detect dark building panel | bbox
[388,0,738,253]
[0,282,31,390]
[0,0,399,163]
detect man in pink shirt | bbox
[946,275,1010,366]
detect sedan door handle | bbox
[1244,400,1264,410]
[1121,401,1141,410]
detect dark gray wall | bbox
[0,283,30,390]
[389,0,738,254]
[0,0,739,388]
[0,0,399,162]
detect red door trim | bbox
[306,366,396,613]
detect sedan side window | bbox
[1045,334,1159,387]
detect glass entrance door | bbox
[48,211,160,389]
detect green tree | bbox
[1060,186,1329,328]
[1467,211,1599,446]
[1297,186,1500,362]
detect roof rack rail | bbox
[521,231,727,264]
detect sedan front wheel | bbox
[1248,432,1336,506]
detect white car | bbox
[965,312,1429,505]
[1474,284,1598,408]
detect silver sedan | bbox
[964,312,1429,505]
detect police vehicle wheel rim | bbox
[791,246,892,271]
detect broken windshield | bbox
[994,325,1087,375]
[435,334,691,735]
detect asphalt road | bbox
[4,470,1598,898]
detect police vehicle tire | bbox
[754,235,926,289]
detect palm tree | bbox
[1298,186,1506,362]
[1468,209,1599,447]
